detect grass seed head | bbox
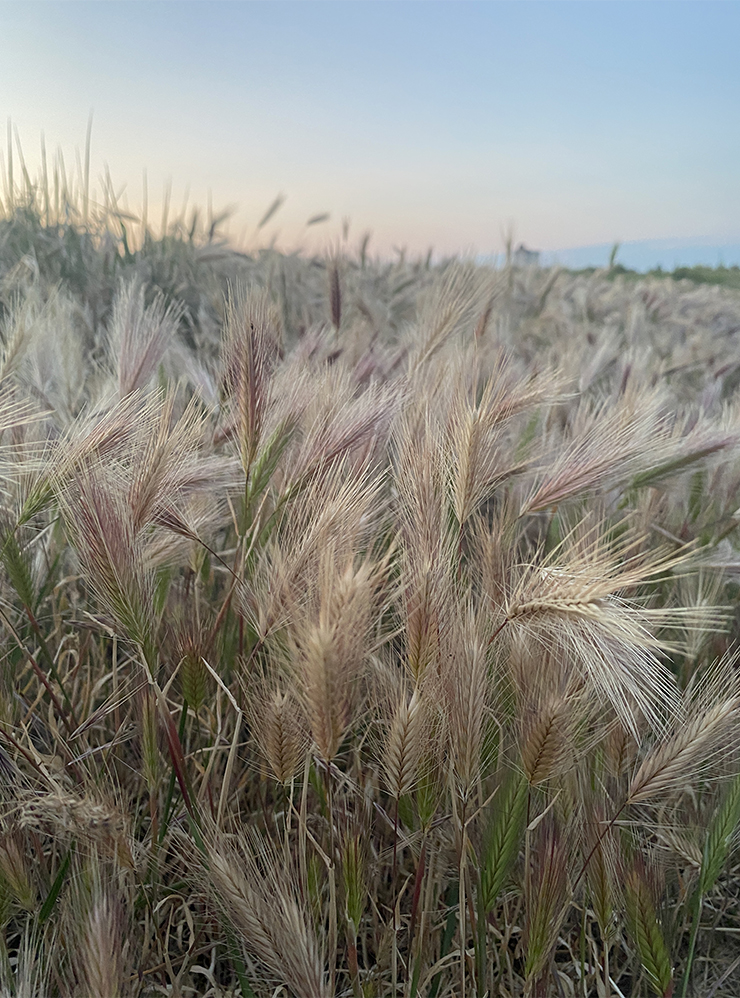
[248,680,308,785]
[0,833,34,910]
[383,688,426,799]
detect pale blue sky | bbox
[1,1,738,263]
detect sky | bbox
[1,0,738,267]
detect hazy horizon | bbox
[2,1,738,266]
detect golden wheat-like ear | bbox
[625,652,740,805]
[219,283,280,474]
[407,262,495,370]
[581,800,624,945]
[519,691,578,787]
[281,362,401,488]
[242,454,386,649]
[470,492,524,612]
[0,288,47,384]
[444,351,563,527]
[17,289,90,423]
[80,891,125,998]
[520,389,667,514]
[393,400,456,683]
[522,383,740,515]
[18,390,153,525]
[286,544,387,764]
[629,700,740,804]
[0,921,50,996]
[161,590,212,712]
[436,606,494,802]
[108,279,183,398]
[0,389,49,516]
[127,389,236,536]
[0,831,34,910]
[604,717,640,778]
[59,461,156,659]
[627,402,740,492]
[198,825,330,998]
[382,687,428,800]
[0,387,48,437]
[244,672,309,785]
[497,519,707,736]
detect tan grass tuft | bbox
[81,892,124,998]
[109,279,183,398]
[16,789,133,863]
[0,833,34,910]
[203,829,329,998]
[439,609,492,800]
[500,521,690,736]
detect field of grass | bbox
[3,167,740,997]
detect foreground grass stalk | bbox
[341,831,366,998]
[324,764,338,993]
[475,887,487,998]
[407,837,428,997]
[328,860,338,996]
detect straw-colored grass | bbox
[2,151,740,997]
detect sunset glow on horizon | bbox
[1,1,738,265]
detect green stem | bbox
[325,764,337,994]
[573,799,628,892]
[476,887,488,998]
[680,892,702,998]
[159,699,189,844]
